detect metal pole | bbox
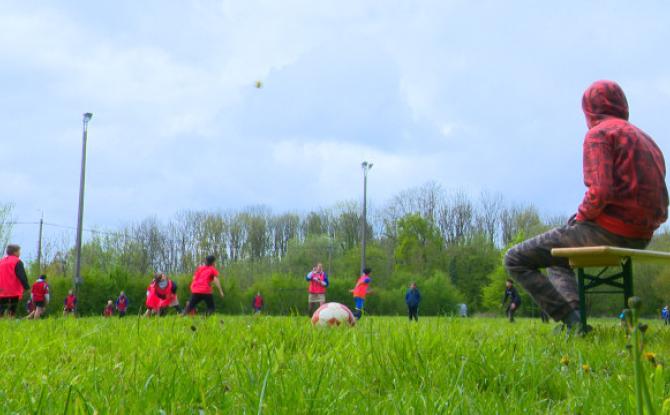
[36,213,43,272]
[74,113,93,290]
[360,161,372,273]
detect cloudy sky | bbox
[1,0,670,258]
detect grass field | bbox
[1,315,669,414]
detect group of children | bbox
[0,247,228,319]
[3,244,520,321]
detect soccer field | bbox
[0,315,668,414]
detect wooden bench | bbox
[551,246,670,327]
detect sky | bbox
[1,0,670,259]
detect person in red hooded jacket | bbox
[504,80,668,334]
[0,244,31,318]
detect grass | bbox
[1,315,669,414]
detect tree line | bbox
[5,182,670,317]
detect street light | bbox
[74,112,93,290]
[360,161,373,273]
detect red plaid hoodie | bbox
[576,80,668,239]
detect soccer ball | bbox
[311,302,356,327]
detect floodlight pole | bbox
[360,161,373,273]
[36,211,43,272]
[74,112,93,291]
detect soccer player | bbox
[252,291,264,314]
[103,300,114,317]
[502,279,521,323]
[405,282,421,322]
[116,291,129,317]
[306,263,329,315]
[27,274,49,319]
[504,81,668,333]
[182,255,224,316]
[0,244,30,318]
[351,268,372,320]
[63,289,77,317]
[145,273,181,316]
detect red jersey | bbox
[31,279,49,302]
[352,275,371,298]
[253,295,264,309]
[0,255,24,298]
[104,305,114,317]
[307,272,328,294]
[190,265,219,294]
[65,294,77,310]
[146,279,176,309]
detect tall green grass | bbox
[1,316,669,414]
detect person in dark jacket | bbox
[504,80,668,333]
[0,244,31,318]
[405,282,421,322]
[502,279,521,323]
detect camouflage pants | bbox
[503,221,648,321]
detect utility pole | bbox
[36,212,44,272]
[360,161,373,273]
[74,112,93,291]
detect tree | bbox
[394,214,445,274]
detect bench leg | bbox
[578,268,587,328]
[623,258,633,308]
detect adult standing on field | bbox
[183,255,224,316]
[504,80,669,333]
[27,275,49,319]
[0,244,30,318]
[306,263,329,315]
[405,282,421,322]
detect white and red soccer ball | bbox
[311,302,356,327]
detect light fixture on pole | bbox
[360,161,373,273]
[73,112,93,290]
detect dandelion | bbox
[644,352,657,364]
[582,364,591,374]
[560,355,569,366]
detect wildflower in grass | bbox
[582,364,591,374]
[560,355,569,366]
[644,352,658,368]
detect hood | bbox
[582,80,629,128]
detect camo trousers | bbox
[504,221,648,321]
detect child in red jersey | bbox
[116,291,129,317]
[103,300,114,317]
[182,255,224,316]
[145,273,181,317]
[252,292,264,314]
[63,289,77,317]
[350,268,372,320]
[27,275,49,319]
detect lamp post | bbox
[74,112,93,290]
[360,161,373,273]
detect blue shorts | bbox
[354,297,365,310]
